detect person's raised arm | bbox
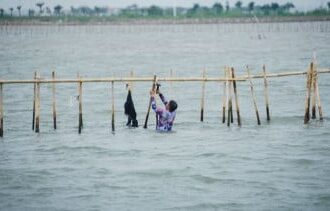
[158,92,168,106]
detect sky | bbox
[0,0,328,12]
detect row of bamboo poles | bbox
[0,63,329,137]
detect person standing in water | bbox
[150,87,177,131]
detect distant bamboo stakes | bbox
[143,75,157,129]
[0,83,3,137]
[304,63,313,124]
[200,69,206,122]
[32,71,36,131]
[247,67,261,125]
[222,68,227,124]
[78,73,83,134]
[263,65,271,121]
[35,72,40,133]
[227,68,233,126]
[231,67,241,126]
[111,81,115,132]
[52,71,57,130]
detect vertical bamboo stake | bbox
[111,81,115,132]
[0,83,3,137]
[313,62,323,120]
[222,68,227,124]
[227,68,233,126]
[311,64,316,119]
[78,73,83,134]
[304,63,313,124]
[32,71,36,131]
[263,65,271,121]
[129,70,134,90]
[170,69,173,97]
[52,71,57,129]
[247,66,261,125]
[35,72,40,133]
[200,69,206,122]
[231,67,241,126]
[144,75,157,129]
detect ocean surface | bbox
[0,22,330,210]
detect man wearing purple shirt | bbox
[150,89,177,132]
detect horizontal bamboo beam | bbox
[0,69,329,84]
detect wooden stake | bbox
[313,62,323,120]
[247,67,261,125]
[231,67,241,126]
[170,69,173,97]
[222,68,227,124]
[0,83,3,137]
[200,69,206,122]
[32,71,36,131]
[35,72,40,133]
[78,73,83,134]
[263,65,271,121]
[304,63,313,124]
[144,75,157,129]
[111,81,115,132]
[227,68,233,126]
[52,71,57,129]
[311,65,317,119]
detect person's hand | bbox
[150,90,156,97]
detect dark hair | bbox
[168,100,178,112]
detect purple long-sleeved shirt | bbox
[151,93,176,131]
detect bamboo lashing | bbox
[263,65,271,121]
[200,69,206,122]
[52,71,57,130]
[143,75,157,129]
[247,66,261,125]
[231,67,241,126]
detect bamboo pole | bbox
[52,71,57,129]
[247,66,261,125]
[32,71,36,131]
[143,75,157,129]
[263,65,271,121]
[231,67,241,126]
[111,81,115,132]
[35,72,40,133]
[0,69,330,84]
[313,62,323,120]
[304,63,313,124]
[78,73,83,134]
[200,69,206,122]
[222,68,227,124]
[170,69,173,97]
[0,83,3,137]
[227,68,233,126]
[311,65,317,119]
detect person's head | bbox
[166,100,178,112]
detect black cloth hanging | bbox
[124,89,138,127]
